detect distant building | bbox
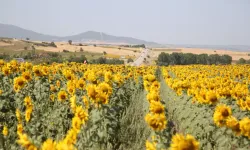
[14,58,25,63]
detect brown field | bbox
[0,39,249,62]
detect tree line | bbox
[236,58,250,64]
[157,52,232,65]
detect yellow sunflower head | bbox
[58,91,68,102]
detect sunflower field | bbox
[0,60,250,150]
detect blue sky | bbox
[0,0,249,45]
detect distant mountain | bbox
[0,23,160,46]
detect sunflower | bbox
[70,96,76,112]
[25,107,33,122]
[50,85,57,92]
[17,133,37,150]
[50,94,55,101]
[205,91,218,104]
[64,129,78,145]
[17,123,23,134]
[104,71,113,83]
[226,116,241,136]
[67,85,76,96]
[16,109,22,123]
[213,104,232,127]
[97,91,109,104]
[82,96,89,109]
[86,84,98,101]
[24,96,32,107]
[14,77,26,91]
[147,90,160,102]
[41,139,57,150]
[56,80,61,88]
[149,101,165,114]
[64,71,74,80]
[145,140,156,150]
[72,116,82,132]
[77,79,85,90]
[2,66,11,76]
[170,134,199,150]
[58,91,68,102]
[239,117,250,138]
[150,81,160,91]
[2,125,8,136]
[0,59,5,66]
[22,71,32,82]
[74,106,89,124]
[56,140,75,150]
[145,113,167,131]
[97,82,112,96]
[33,66,43,77]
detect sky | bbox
[0,0,250,45]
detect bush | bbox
[157,52,232,66]
[68,40,72,45]
[63,49,70,53]
[68,55,87,63]
[127,58,134,63]
[79,43,83,46]
[50,42,57,48]
[92,57,124,64]
[103,51,107,55]
[80,48,84,52]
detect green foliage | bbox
[157,52,233,65]
[67,55,87,63]
[91,57,124,65]
[127,58,133,63]
[160,76,250,150]
[68,40,72,45]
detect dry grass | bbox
[1,39,249,61]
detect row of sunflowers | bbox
[0,60,145,150]
[162,65,250,149]
[142,67,200,150]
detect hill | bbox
[0,23,160,46]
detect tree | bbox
[170,53,181,65]
[68,40,72,45]
[220,55,232,64]
[196,54,209,64]
[127,58,133,63]
[237,58,246,64]
[209,54,220,65]
[50,42,57,48]
[157,52,170,66]
[26,38,30,40]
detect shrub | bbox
[63,49,70,53]
[127,58,134,63]
[68,40,72,45]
